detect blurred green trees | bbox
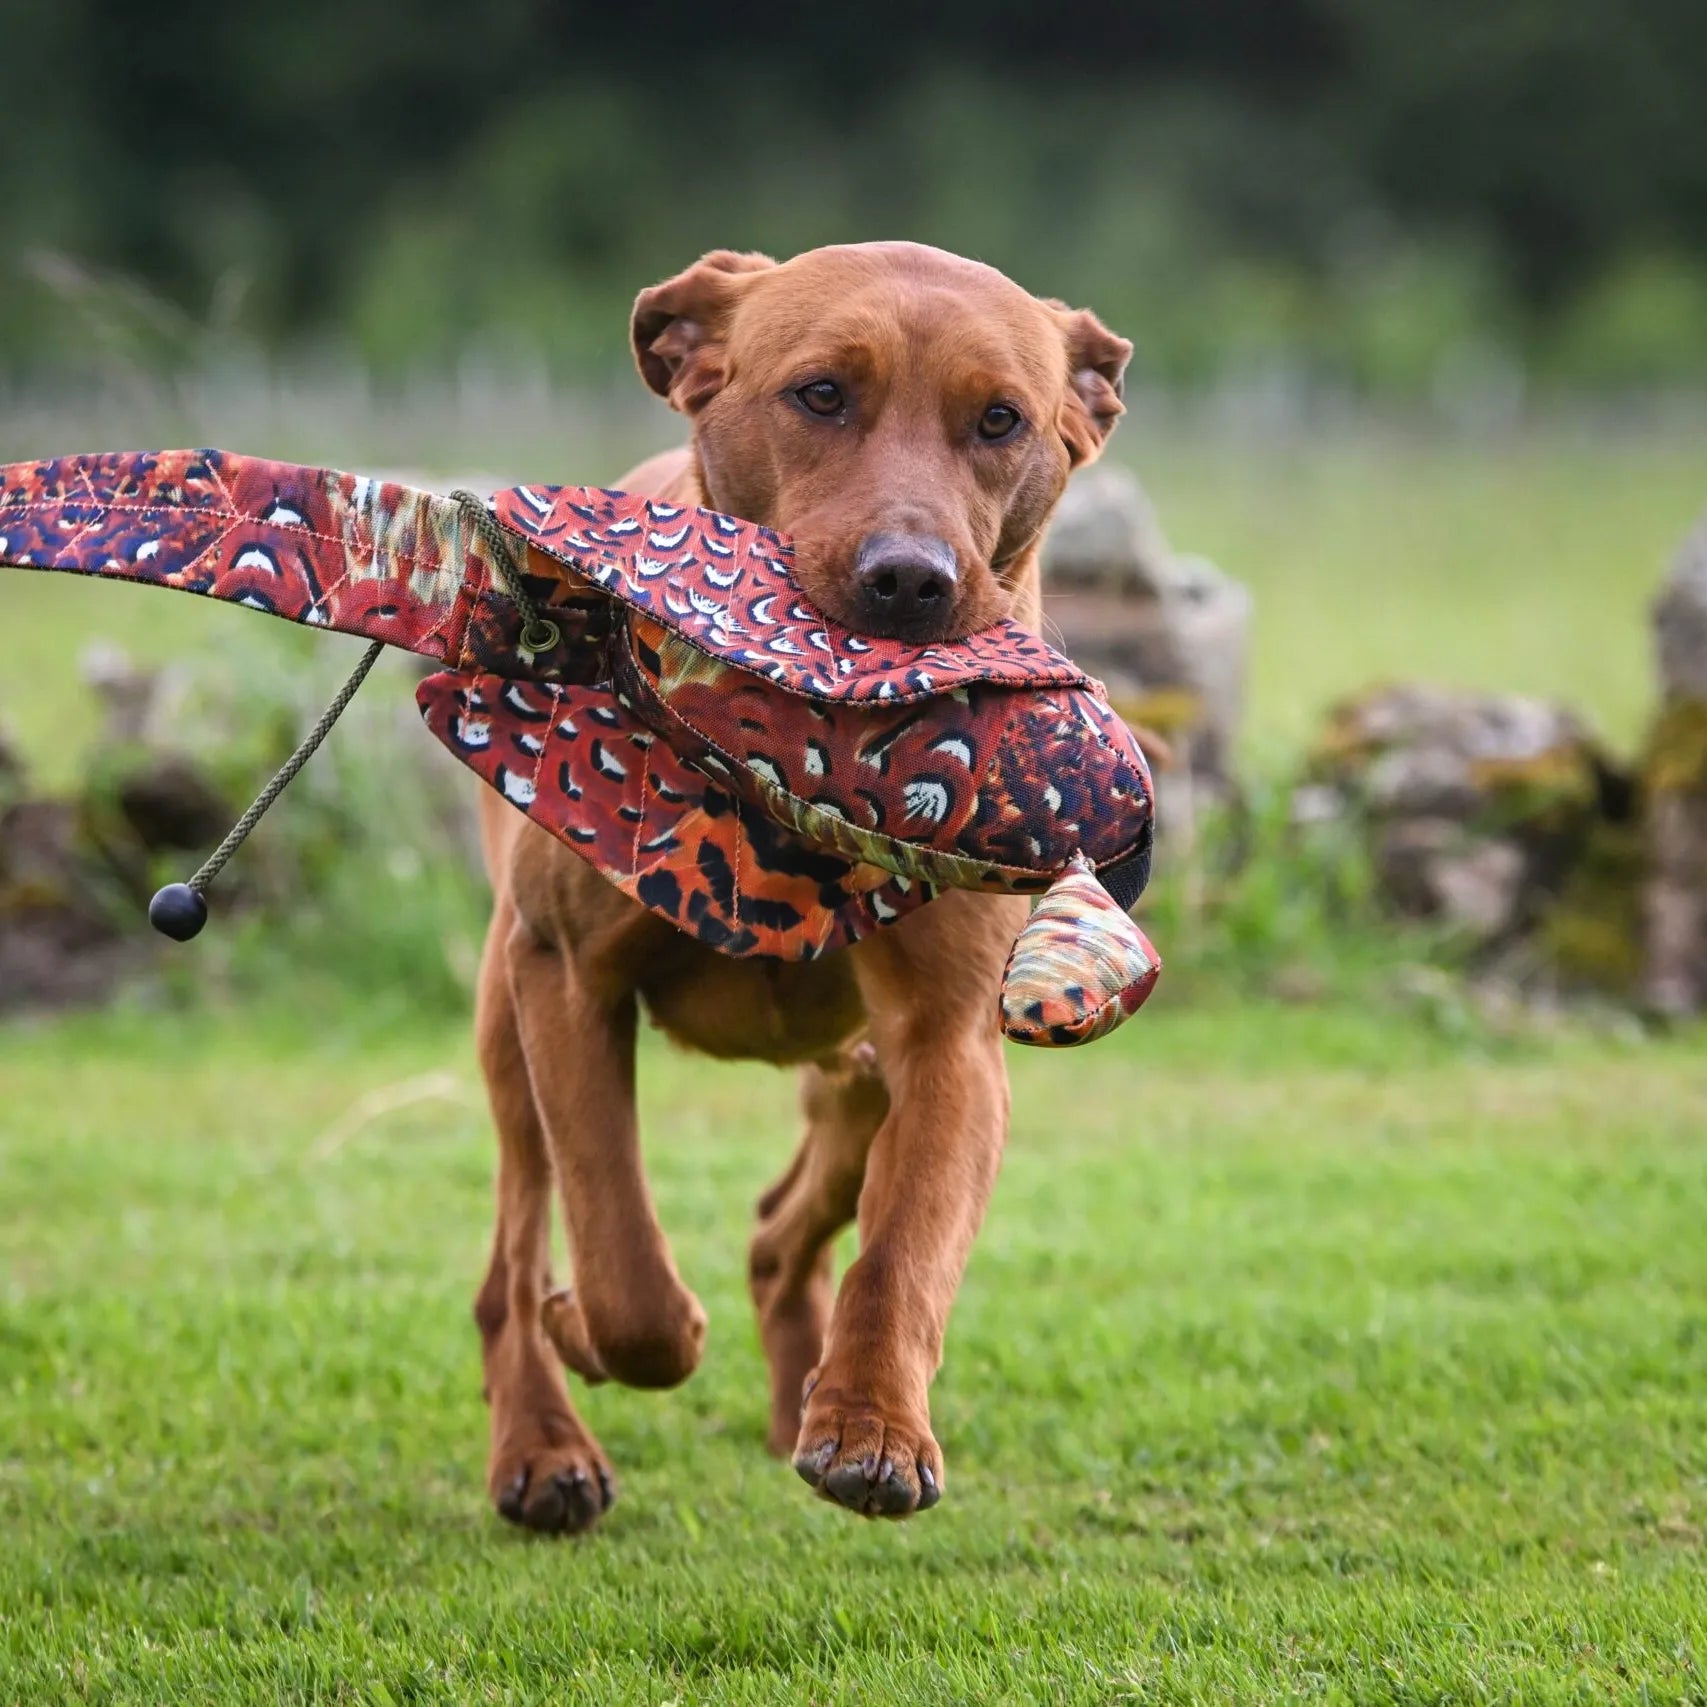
[4,0,1707,396]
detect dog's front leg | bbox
[505,925,707,1392]
[791,891,1022,1517]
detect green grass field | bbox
[2,998,1704,1701]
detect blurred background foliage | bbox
[4,0,1707,400]
[5,0,1706,1018]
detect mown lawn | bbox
[2,995,1704,1702]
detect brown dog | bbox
[473,242,1130,1532]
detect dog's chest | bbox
[638,946,866,1065]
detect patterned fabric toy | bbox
[0,449,1161,1044]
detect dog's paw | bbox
[541,1283,706,1390]
[489,1423,616,1536]
[540,1288,610,1385]
[791,1378,943,1518]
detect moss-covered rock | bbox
[1638,695,1707,1015]
[1540,818,1648,995]
[1301,683,1622,956]
[0,797,147,1013]
[1643,696,1707,795]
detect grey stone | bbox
[1373,819,1525,935]
[1041,465,1175,597]
[1304,683,1609,953]
[1040,466,1252,799]
[1642,788,1707,1017]
[1330,682,1587,766]
[1364,743,1478,820]
[1431,837,1530,937]
[1635,513,1707,1013]
[1654,515,1707,700]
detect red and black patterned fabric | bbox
[491,482,1088,703]
[414,670,934,960]
[0,448,605,682]
[0,448,1160,1039]
[999,855,1162,1045]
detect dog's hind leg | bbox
[475,907,615,1534]
[749,1046,889,1456]
[503,923,708,1394]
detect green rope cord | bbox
[450,488,561,654]
[180,490,556,905]
[185,639,386,895]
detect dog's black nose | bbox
[853,533,959,640]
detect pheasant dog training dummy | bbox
[0,449,1161,1044]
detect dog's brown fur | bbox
[473,242,1130,1532]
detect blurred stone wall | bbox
[1295,684,1638,988]
[0,638,485,1014]
[1289,508,1707,1016]
[1040,466,1253,833]
[1642,516,1707,1015]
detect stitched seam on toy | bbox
[526,686,552,803]
[419,541,463,662]
[731,813,744,927]
[166,512,247,599]
[631,732,652,877]
[312,486,469,656]
[749,768,1037,885]
[297,482,436,625]
[650,684,1098,879]
[10,489,480,658]
[60,466,116,561]
[965,698,1034,870]
[693,711,905,868]
[297,536,369,626]
[4,496,453,581]
[205,456,240,516]
[458,545,498,674]
[813,559,846,681]
[997,695,1150,862]
[653,618,1087,704]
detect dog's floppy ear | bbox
[1051,304,1132,468]
[631,250,776,413]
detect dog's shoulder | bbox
[613,445,701,507]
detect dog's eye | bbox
[796,380,845,417]
[978,404,1022,441]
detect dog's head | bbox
[631,242,1130,643]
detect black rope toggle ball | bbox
[141,640,385,945]
[148,882,209,942]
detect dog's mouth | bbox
[843,592,963,646]
[790,535,1002,647]
[810,583,976,646]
